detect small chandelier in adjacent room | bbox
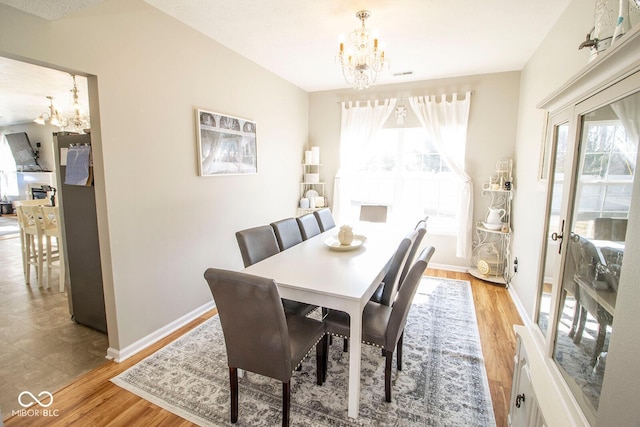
[34,96,66,128]
[66,75,90,132]
[336,10,388,90]
[33,74,90,133]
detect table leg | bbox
[347,307,362,418]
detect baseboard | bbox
[507,285,531,326]
[106,301,215,363]
[429,262,468,273]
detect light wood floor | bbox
[4,269,522,426]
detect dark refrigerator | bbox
[54,132,107,333]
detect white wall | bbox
[309,72,521,268]
[0,0,309,353]
[510,0,594,320]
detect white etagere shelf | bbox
[297,147,328,216]
[469,158,514,286]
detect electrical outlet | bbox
[513,257,519,273]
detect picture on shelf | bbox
[196,109,257,176]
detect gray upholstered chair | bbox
[370,229,419,306]
[334,229,416,353]
[296,213,321,240]
[323,246,435,402]
[270,218,304,251]
[235,225,316,317]
[235,225,280,268]
[359,204,388,223]
[204,268,327,426]
[567,234,614,366]
[313,208,336,232]
[399,218,428,286]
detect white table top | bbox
[244,222,404,308]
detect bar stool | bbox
[41,206,66,292]
[15,204,45,287]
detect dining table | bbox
[242,221,405,419]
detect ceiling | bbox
[0,0,574,127]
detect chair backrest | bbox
[385,246,435,350]
[296,213,321,240]
[379,230,418,306]
[399,221,428,285]
[16,205,42,233]
[270,218,303,251]
[313,208,336,232]
[359,204,388,223]
[414,216,429,231]
[235,225,281,268]
[41,206,61,236]
[204,268,292,382]
[593,217,627,242]
[13,199,49,207]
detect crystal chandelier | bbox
[336,10,388,90]
[34,74,90,133]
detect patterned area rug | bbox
[112,277,496,426]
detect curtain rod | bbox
[335,90,474,104]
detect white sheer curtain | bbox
[333,98,397,223]
[611,94,640,152]
[409,91,473,259]
[0,132,19,199]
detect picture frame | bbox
[196,109,257,176]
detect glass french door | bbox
[535,112,571,337]
[544,81,639,424]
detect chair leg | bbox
[58,236,66,292]
[397,332,404,371]
[323,335,329,383]
[282,381,290,427]
[229,367,238,423]
[384,350,393,402]
[316,335,325,385]
[591,323,608,367]
[35,233,44,288]
[45,235,53,289]
[24,235,32,285]
[573,307,587,345]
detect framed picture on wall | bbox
[196,109,257,176]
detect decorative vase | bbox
[486,208,506,225]
[612,0,631,44]
[338,225,354,245]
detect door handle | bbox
[551,220,565,254]
[515,393,526,408]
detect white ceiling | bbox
[0,0,574,127]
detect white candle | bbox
[304,150,312,164]
[311,146,320,164]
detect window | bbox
[552,119,636,236]
[348,127,462,234]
